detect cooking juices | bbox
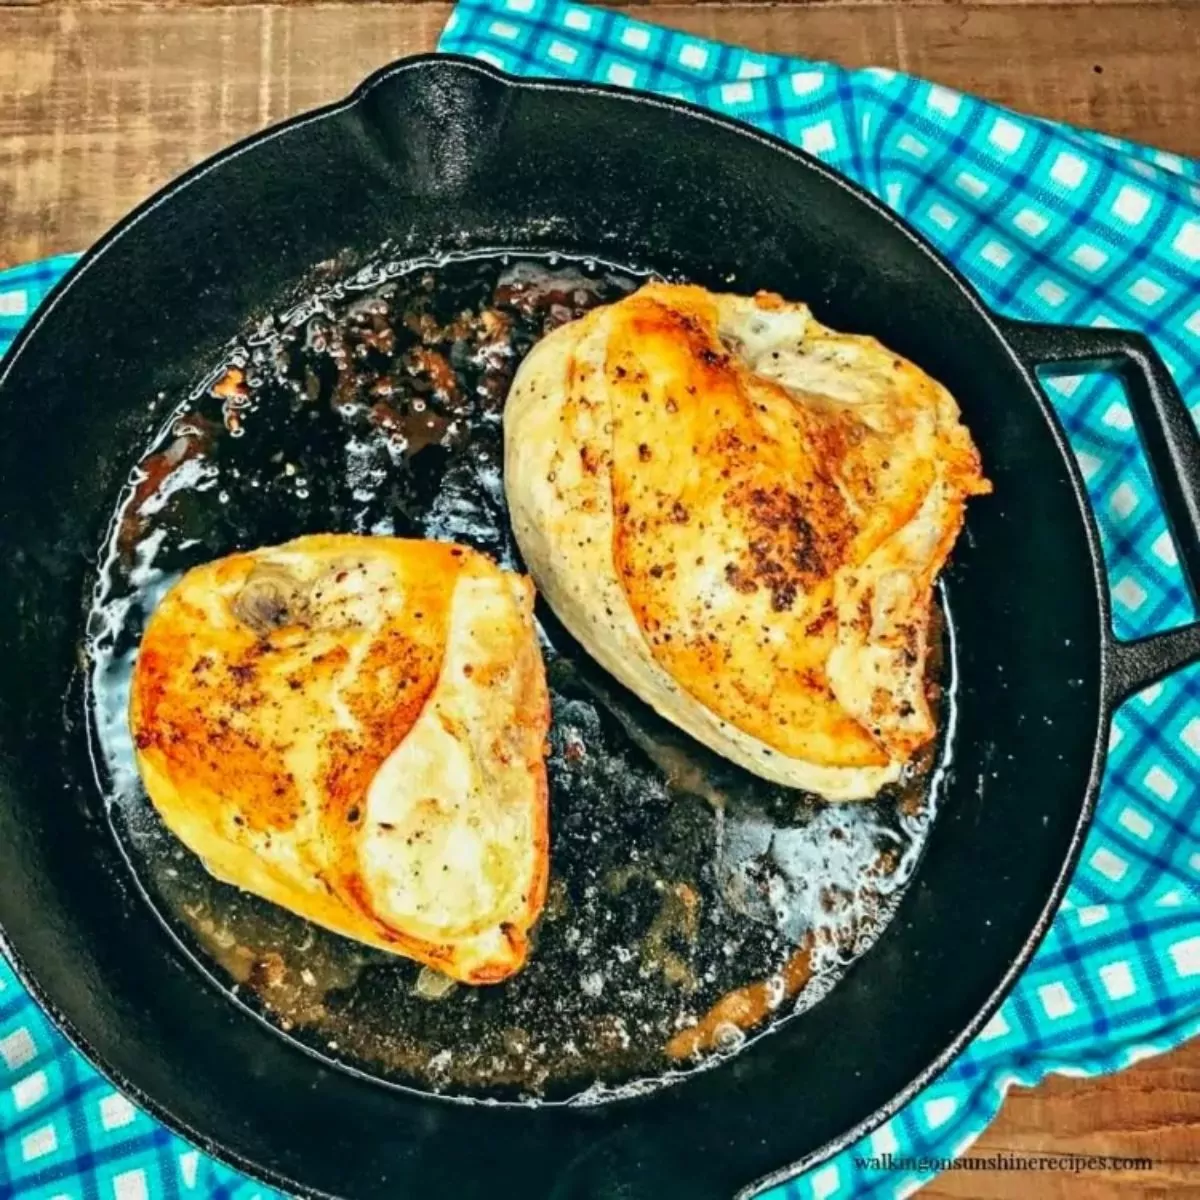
[88,252,953,1102]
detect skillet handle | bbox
[1001,319,1200,704]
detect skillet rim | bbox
[0,51,1111,1200]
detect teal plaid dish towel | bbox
[4,6,1200,1196]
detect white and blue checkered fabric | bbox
[1,9,1198,1192]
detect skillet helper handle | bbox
[1002,319,1200,703]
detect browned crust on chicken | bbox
[131,534,550,982]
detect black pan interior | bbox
[0,58,1103,1199]
[88,250,950,1102]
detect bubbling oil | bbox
[86,250,955,1103]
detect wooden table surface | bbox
[2,0,1199,1194]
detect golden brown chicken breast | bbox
[130,534,550,983]
[505,283,989,801]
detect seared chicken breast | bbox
[130,535,550,983]
[505,283,989,800]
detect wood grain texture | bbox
[0,1,1198,1194]
[925,1037,1200,1198]
[0,0,1188,7]
[2,2,1200,263]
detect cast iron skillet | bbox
[1,55,1199,1200]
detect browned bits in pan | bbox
[89,253,947,1103]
